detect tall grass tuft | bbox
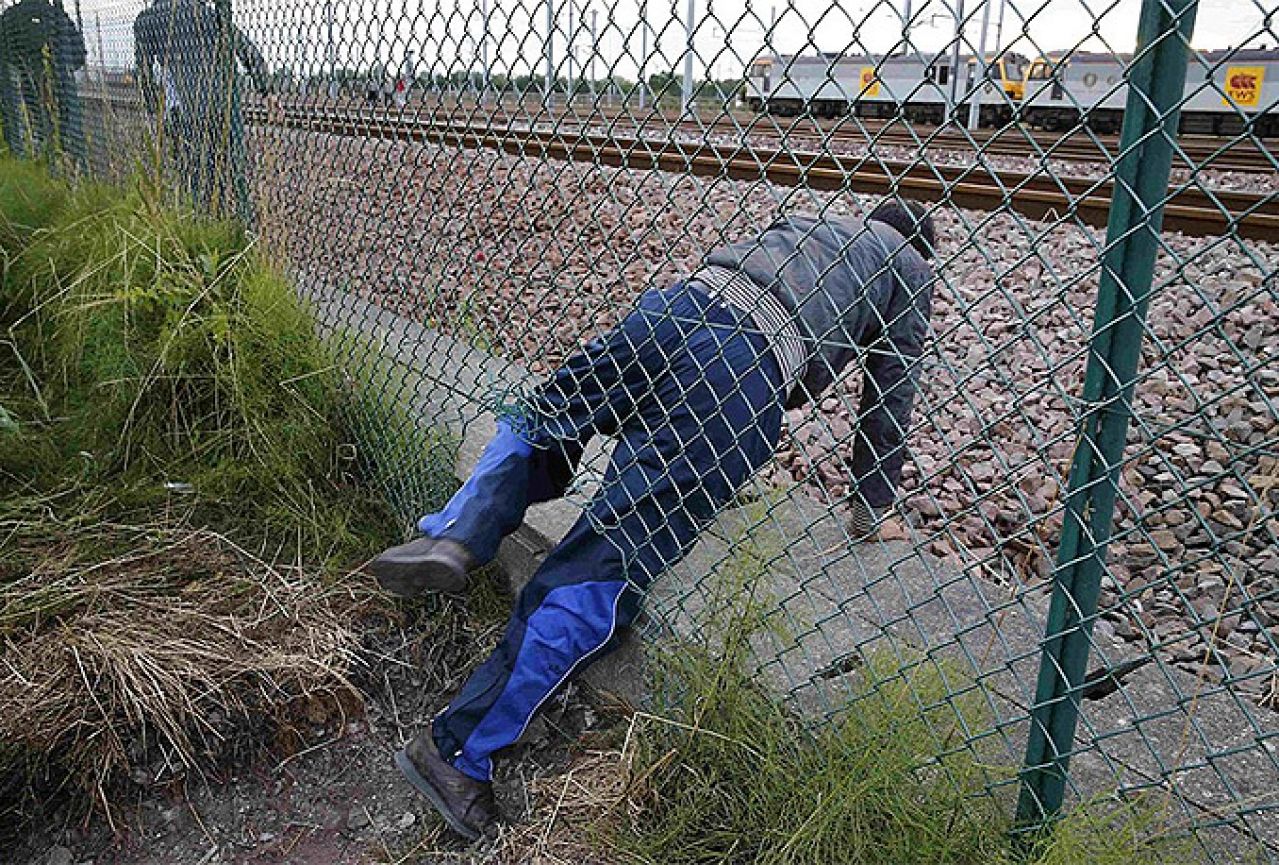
[0,155,426,558]
[611,535,1193,864]
[0,158,457,834]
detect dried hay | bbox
[0,518,383,829]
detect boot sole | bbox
[394,748,481,841]
[369,557,467,598]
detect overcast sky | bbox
[76,0,1274,81]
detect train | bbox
[744,51,1028,125]
[744,47,1279,137]
[1022,48,1279,137]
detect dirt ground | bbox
[7,605,621,865]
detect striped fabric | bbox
[847,496,882,540]
[690,265,809,395]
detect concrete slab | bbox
[306,283,1279,857]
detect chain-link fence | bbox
[3,0,1277,857]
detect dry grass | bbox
[380,745,632,865]
[0,156,452,842]
[0,508,388,832]
[487,745,632,865]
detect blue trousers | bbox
[419,283,785,781]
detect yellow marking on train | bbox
[859,67,880,98]
[1223,66,1265,108]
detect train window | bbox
[938,65,949,85]
[1027,60,1056,80]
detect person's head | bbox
[867,198,936,260]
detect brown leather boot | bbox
[369,537,474,597]
[395,726,496,841]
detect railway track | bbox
[512,109,1278,174]
[254,104,1279,242]
[303,102,1279,173]
[86,84,1279,173]
[706,112,1278,171]
[83,91,1278,240]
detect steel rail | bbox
[257,104,1279,242]
[82,90,1277,239]
[87,83,1278,173]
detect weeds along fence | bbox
[3,0,1278,856]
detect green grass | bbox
[0,157,464,833]
[0,156,457,563]
[610,536,1195,865]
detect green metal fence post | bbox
[1015,0,1198,829]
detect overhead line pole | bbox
[590,7,598,96]
[967,0,992,129]
[325,0,337,97]
[638,0,648,108]
[545,0,554,104]
[948,0,965,117]
[481,0,490,98]
[566,1,574,100]
[682,0,695,116]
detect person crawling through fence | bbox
[368,197,938,840]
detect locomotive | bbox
[744,46,1277,138]
[743,51,1029,125]
[1022,48,1278,137]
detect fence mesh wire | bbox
[3,0,1277,857]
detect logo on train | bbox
[1222,65,1265,107]
[859,67,880,97]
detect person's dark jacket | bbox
[0,0,86,73]
[0,0,86,155]
[706,215,935,507]
[133,0,268,121]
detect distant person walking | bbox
[369,198,938,840]
[133,0,269,220]
[0,0,86,165]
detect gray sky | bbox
[79,0,1274,81]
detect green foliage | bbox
[1022,798,1197,865]
[614,536,1193,865]
[618,538,1008,864]
[0,157,446,564]
[0,156,70,253]
[0,158,467,833]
